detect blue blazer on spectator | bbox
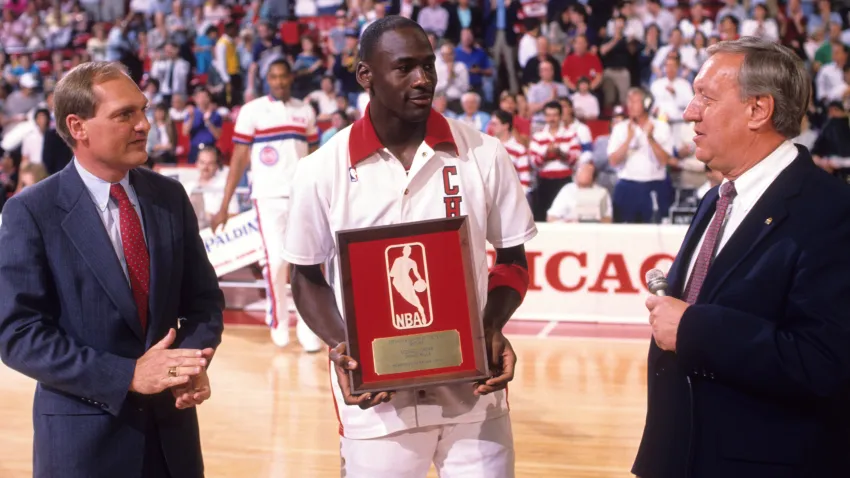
[632,146,850,478]
[0,163,224,478]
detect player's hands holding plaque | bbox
[330,343,395,409]
[474,330,516,396]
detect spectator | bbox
[445,0,483,45]
[642,0,676,42]
[560,96,594,164]
[808,0,843,38]
[692,31,709,70]
[454,28,493,103]
[638,24,662,86]
[742,3,780,42]
[652,28,698,81]
[650,54,694,128]
[718,14,741,42]
[489,109,533,201]
[20,108,50,170]
[0,149,18,202]
[389,0,420,20]
[484,0,521,95]
[816,43,848,103]
[169,93,190,122]
[814,21,845,68]
[571,77,600,121]
[716,0,747,26]
[600,16,634,108]
[2,73,42,132]
[607,87,674,223]
[147,102,178,164]
[547,7,573,64]
[86,22,109,61]
[327,10,348,55]
[456,91,490,132]
[562,34,603,93]
[6,53,40,88]
[151,40,191,106]
[528,61,569,129]
[195,25,219,76]
[547,161,612,223]
[334,93,358,121]
[812,101,850,180]
[435,42,470,111]
[779,0,808,59]
[694,165,723,200]
[184,145,238,229]
[14,161,47,193]
[307,75,339,122]
[248,20,286,96]
[320,110,350,146]
[679,2,713,41]
[331,29,361,106]
[417,0,449,38]
[292,36,324,99]
[40,117,73,176]
[0,7,26,51]
[360,1,387,37]
[606,0,644,43]
[517,18,541,69]
[183,87,222,164]
[487,91,531,141]
[529,101,581,221]
[215,21,244,107]
[522,35,562,87]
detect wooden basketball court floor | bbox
[0,306,652,478]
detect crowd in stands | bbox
[1,0,849,224]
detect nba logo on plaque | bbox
[335,217,490,394]
[385,243,433,330]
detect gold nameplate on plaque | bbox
[372,330,463,375]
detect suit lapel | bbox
[57,163,144,341]
[668,188,718,298]
[130,169,173,348]
[700,151,811,303]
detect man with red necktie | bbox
[633,38,850,478]
[0,62,224,478]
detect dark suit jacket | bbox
[0,162,224,478]
[483,0,520,48]
[633,147,850,478]
[444,4,484,45]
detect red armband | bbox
[488,263,530,301]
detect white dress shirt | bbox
[74,159,146,285]
[684,141,798,286]
[435,59,470,101]
[606,119,674,182]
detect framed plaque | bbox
[336,216,489,395]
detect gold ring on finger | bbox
[168,366,178,378]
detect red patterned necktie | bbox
[682,181,737,305]
[109,184,150,331]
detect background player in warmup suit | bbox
[211,59,322,352]
[282,16,536,478]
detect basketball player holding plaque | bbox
[281,16,536,478]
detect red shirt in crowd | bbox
[561,53,603,86]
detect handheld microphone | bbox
[645,269,668,296]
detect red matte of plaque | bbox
[336,216,489,394]
[347,231,478,385]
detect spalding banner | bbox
[199,210,265,277]
[486,223,688,324]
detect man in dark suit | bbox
[633,37,850,478]
[0,62,224,478]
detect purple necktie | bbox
[682,181,737,304]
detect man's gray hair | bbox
[706,37,810,138]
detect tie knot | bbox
[109,183,130,203]
[720,181,737,200]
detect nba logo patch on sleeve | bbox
[259,146,279,166]
[349,167,358,182]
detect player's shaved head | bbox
[359,15,429,63]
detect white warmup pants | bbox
[339,414,515,478]
[253,198,321,348]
